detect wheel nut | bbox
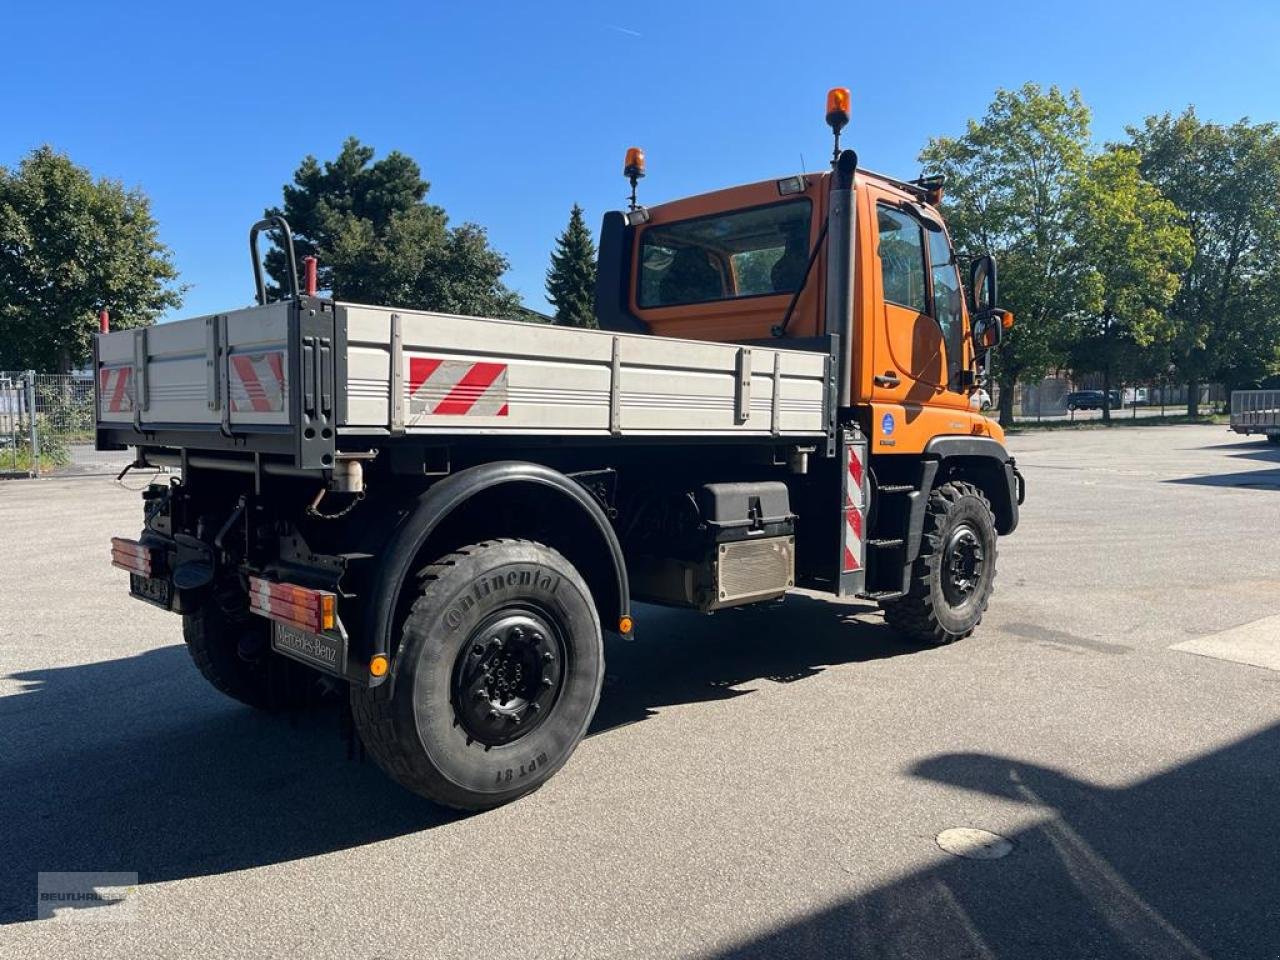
[471,644,484,656]
[488,709,501,719]
[542,651,554,662]
[541,676,553,688]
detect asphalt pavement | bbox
[1,424,1278,959]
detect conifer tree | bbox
[545,204,598,328]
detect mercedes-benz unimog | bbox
[99,89,1024,809]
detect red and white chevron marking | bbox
[229,351,286,412]
[408,356,509,418]
[842,441,866,574]
[98,367,134,413]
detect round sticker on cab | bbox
[881,413,895,436]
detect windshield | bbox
[638,199,813,308]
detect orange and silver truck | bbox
[99,89,1023,809]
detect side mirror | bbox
[972,314,1003,356]
[969,254,998,313]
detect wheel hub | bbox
[942,524,985,607]
[452,611,564,746]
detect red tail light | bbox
[111,537,160,577]
[249,576,336,633]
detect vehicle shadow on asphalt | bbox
[592,595,917,733]
[1165,469,1280,490]
[0,645,461,924]
[703,723,1280,959]
[0,594,912,924]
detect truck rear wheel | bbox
[183,580,324,710]
[351,539,604,810]
[881,480,998,646]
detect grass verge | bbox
[1006,413,1229,433]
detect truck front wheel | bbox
[881,481,998,646]
[351,539,604,810]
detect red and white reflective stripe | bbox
[248,576,335,633]
[842,506,863,573]
[99,367,134,413]
[841,440,866,574]
[408,356,509,418]
[229,351,286,412]
[110,537,156,576]
[845,443,865,509]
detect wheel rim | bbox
[941,523,985,608]
[451,608,565,747]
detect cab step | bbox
[864,590,906,601]
[876,484,914,494]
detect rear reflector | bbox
[111,537,159,577]
[249,576,336,633]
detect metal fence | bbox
[0,371,96,477]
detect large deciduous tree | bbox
[1068,147,1193,421]
[919,84,1091,425]
[0,146,182,372]
[265,138,522,319]
[1126,110,1280,410]
[545,204,598,328]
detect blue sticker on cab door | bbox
[881,413,895,436]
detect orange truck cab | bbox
[596,90,1023,615]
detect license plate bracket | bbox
[129,573,173,610]
[271,621,347,677]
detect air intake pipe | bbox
[824,149,858,408]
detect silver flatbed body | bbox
[95,299,832,465]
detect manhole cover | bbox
[935,828,1014,860]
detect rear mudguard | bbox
[359,460,630,688]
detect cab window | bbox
[638,200,812,308]
[876,205,927,313]
[928,227,966,389]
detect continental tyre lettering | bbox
[443,567,563,629]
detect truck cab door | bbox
[868,194,969,413]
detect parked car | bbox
[1066,390,1121,411]
[972,387,993,412]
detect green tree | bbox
[1069,148,1192,422]
[545,204,598,328]
[265,138,521,319]
[1126,110,1280,409]
[0,146,182,372]
[919,84,1092,425]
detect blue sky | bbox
[3,1,1278,321]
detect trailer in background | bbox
[1230,390,1280,444]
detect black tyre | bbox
[1268,434,1280,446]
[881,481,998,646]
[183,579,325,710]
[351,539,604,810]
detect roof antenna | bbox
[800,153,807,175]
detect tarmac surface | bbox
[1,423,1278,959]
